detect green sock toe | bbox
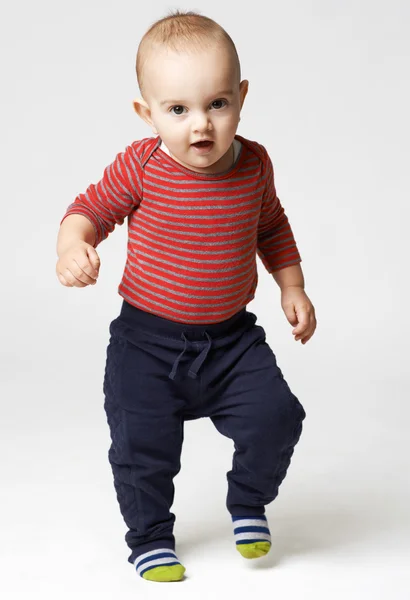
[142,564,185,582]
[236,541,271,559]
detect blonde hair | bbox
[136,9,241,98]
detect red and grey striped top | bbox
[61,134,302,324]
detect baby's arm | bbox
[56,143,143,288]
[257,147,316,344]
[57,214,96,253]
[60,144,143,247]
[257,149,302,275]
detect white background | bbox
[1,0,409,598]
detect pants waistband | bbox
[119,301,251,341]
[118,301,257,381]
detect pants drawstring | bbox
[187,331,212,379]
[168,331,212,380]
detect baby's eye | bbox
[211,99,227,109]
[170,105,186,115]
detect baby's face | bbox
[135,45,248,174]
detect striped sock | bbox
[232,515,272,558]
[134,548,185,582]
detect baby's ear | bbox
[239,80,249,110]
[133,97,158,134]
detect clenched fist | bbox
[56,241,100,288]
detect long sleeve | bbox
[60,143,143,247]
[257,150,302,273]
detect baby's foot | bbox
[134,548,185,582]
[232,515,271,558]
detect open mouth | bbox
[191,140,214,152]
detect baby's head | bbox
[133,10,248,174]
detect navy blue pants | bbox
[103,300,306,564]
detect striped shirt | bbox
[60,134,302,324]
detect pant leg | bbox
[208,322,306,516]
[103,317,185,564]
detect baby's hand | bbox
[56,241,100,288]
[281,286,317,345]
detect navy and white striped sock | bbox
[232,515,272,558]
[134,548,185,581]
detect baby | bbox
[56,9,316,582]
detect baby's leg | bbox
[209,324,306,558]
[103,323,186,581]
